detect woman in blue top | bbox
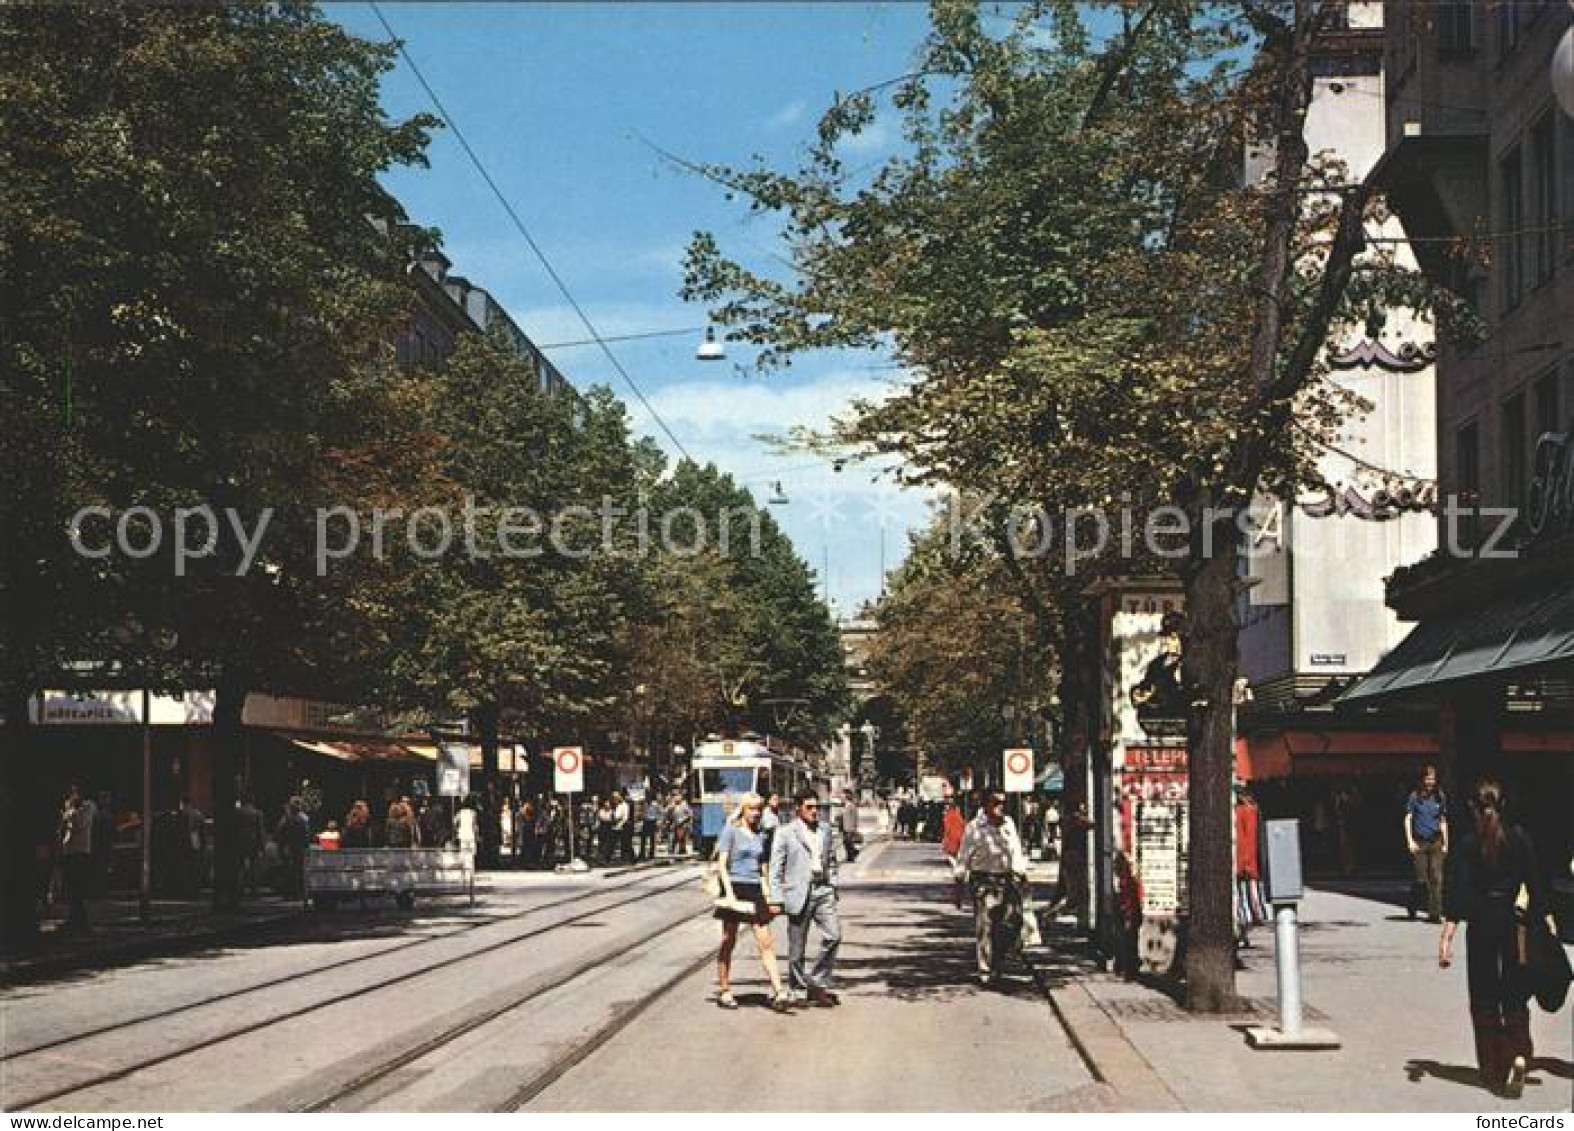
[714,793,791,1012]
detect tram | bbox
[690,735,825,848]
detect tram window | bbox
[702,768,755,795]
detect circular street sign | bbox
[556,748,581,774]
[1006,750,1032,775]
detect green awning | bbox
[1341,584,1574,704]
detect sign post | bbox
[553,747,587,872]
[1246,819,1340,1049]
[1003,748,1035,793]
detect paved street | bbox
[525,839,1090,1112]
[1,841,1097,1113]
[3,837,1571,1113]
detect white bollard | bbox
[1273,902,1303,1038]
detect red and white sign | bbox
[553,746,585,794]
[1003,748,1035,793]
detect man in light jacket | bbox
[953,790,1029,987]
[769,790,842,1007]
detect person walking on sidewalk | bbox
[952,790,1029,987]
[669,794,693,857]
[713,793,793,1013]
[769,790,842,1008]
[236,792,266,897]
[1438,780,1547,1099]
[612,792,633,864]
[276,797,309,897]
[637,797,660,861]
[941,800,966,864]
[1406,765,1449,922]
[58,783,97,933]
[454,797,479,857]
[1235,785,1265,949]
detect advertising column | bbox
[1096,580,1189,975]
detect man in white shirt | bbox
[952,791,1029,986]
[59,783,97,933]
[611,792,632,863]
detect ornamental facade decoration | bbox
[1327,338,1436,373]
[1525,429,1574,541]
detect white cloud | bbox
[766,100,807,130]
[637,370,899,439]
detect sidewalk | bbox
[1039,888,1574,1112]
[0,854,698,985]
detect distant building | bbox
[395,238,572,396]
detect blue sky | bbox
[328,2,961,616]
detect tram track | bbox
[0,863,686,1064]
[5,868,700,1111]
[305,899,712,1112]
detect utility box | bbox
[1261,818,1303,903]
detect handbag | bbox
[1522,910,1572,1013]
[700,841,724,898]
[1019,898,1044,950]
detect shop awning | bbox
[288,738,433,765]
[1341,585,1574,704]
[401,742,485,769]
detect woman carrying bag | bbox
[713,792,793,1013]
[1438,780,1548,1099]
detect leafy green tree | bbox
[372,333,645,803]
[1,1,436,916]
[642,462,849,753]
[681,0,1462,1007]
[868,521,1055,779]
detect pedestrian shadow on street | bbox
[1403,1056,1572,1096]
[832,896,1048,1003]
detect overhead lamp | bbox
[696,327,726,362]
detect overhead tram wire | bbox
[368,2,694,463]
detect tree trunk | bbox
[2,511,42,948]
[475,702,500,868]
[2,685,39,950]
[210,671,244,910]
[1183,523,1243,1012]
[1057,601,1095,930]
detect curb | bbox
[1043,978,1186,1112]
[0,907,305,987]
[601,856,696,879]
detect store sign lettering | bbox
[1526,430,1574,541]
[1299,480,1437,520]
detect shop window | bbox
[1457,420,1481,548]
[1501,392,1527,513]
[1437,1,1473,53]
[1535,371,1562,439]
[1530,115,1556,286]
[1500,146,1524,312]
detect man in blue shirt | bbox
[1404,764,1449,922]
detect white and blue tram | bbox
[691,736,824,847]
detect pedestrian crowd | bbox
[33,773,703,933]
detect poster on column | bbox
[1105,587,1189,919]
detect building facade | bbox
[1344,1,1571,907]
